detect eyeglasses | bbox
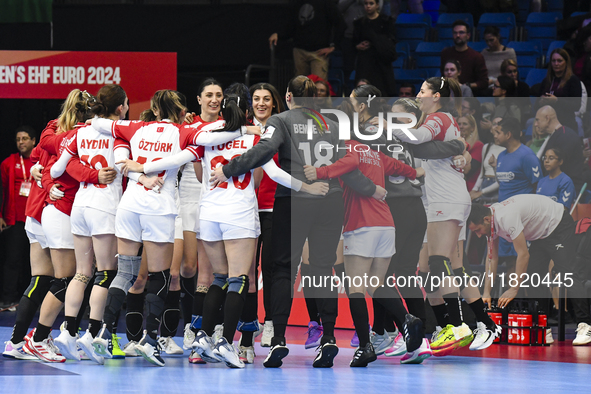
[542,155,558,161]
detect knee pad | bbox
[227,275,249,300]
[49,276,73,303]
[237,318,260,332]
[453,267,468,291]
[211,273,228,290]
[196,285,209,294]
[419,271,437,294]
[428,255,453,277]
[73,272,91,285]
[111,255,141,293]
[94,270,117,289]
[147,269,170,300]
[25,275,53,305]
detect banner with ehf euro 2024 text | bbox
[0,50,176,120]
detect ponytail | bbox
[287,75,316,105]
[221,94,248,131]
[424,76,462,117]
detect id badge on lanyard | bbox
[19,155,32,197]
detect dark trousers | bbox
[256,211,274,322]
[1,221,31,302]
[270,193,344,330]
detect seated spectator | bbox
[470,116,506,203]
[458,114,483,191]
[493,75,521,124]
[572,25,591,94]
[461,97,481,118]
[481,26,517,85]
[500,59,531,97]
[537,148,576,209]
[353,0,397,96]
[478,102,496,144]
[356,78,370,87]
[308,74,335,107]
[526,121,549,156]
[538,48,582,132]
[441,20,489,95]
[397,82,415,98]
[443,59,474,97]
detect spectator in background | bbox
[443,59,474,97]
[500,59,530,97]
[308,74,335,107]
[461,97,481,118]
[353,0,397,96]
[470,116,506,203]
[478,102,496,145]
[269,0,341,80]
[537,148,576,209]
[538,48,582,132]
[481,26,517,86]
[441,21,489,95]
[493,75,521,124]
[397,82,415,98]
[458,114,483,191]
[386,0,422,19]
[0,126,36,310]
[572,25,591,93]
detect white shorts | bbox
[116,208,176,244]
[180,201,200,237]
[41,205,74,249]
[70,206,116,237]
[423,203,469,243]
[200,220,259,242]
[422,225,467,243]
[174,214,183,240]
[179,170,202,237]
[25,216,48,249]
[343,227,396,258]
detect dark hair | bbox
[225,83,252,108]
[288,75,317,99]
[15,125,36,141]
[545,147,564,162]
[352,84,383,117]
[197,77,223,97]
[398,82,416,95]
[497,75,516,97]
[499,117,521,140]
[221,93,249,131]
[452,20,470,31]
[249,82,285,115]
[468,203,491,225]
[444,59,462,73]
[483,26,501,40]
[424,76,462,115]
[463,97,480,115]
[91,84,127,118]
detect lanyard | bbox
[20,155,31,182]
[487,207,495,259]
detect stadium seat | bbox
[477,13,516,42]
[570,11,589,17]
[415,42,447,76]
[516,0,531,25]
[395,14,432,50]
[394,69,429,93]
[422,0,441,26]
[467,41,487,52]
[546,40,566,62]
[436,13,474,41]
[393,42,410,69]
[507,41,543,81]
[327,69,344,97]
[546,0,563,13]
[525,12,563,52]
[524,68,547,86]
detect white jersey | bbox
[65,124,123,215]
[200,133,260,231]
[419,112,470,205]
[491,194,564,242]
[109,119,199,216]
[179,162,202,204]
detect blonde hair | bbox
[144,90,187,124]
[458,114,480,146]
[57,89,95,133]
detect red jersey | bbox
[1,153,32,225]
[316,140,417,233]
[257,153,279,211]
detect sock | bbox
[239,292,258,347]
[468,298,495,328]
[88,319,102,338]
[161,289,181,338]
[201,285,227,336]
[64,316,77,336]
[222,291,246,343]
[443,294,463,326]
[404,297,426,336]
[386,311,400,333]
[75,273,94,329]
[11,297,39,343]
[323,321,335,339]
[349,294,370,347]
[191,290,207,332]
[126,291,145,342]
[372,286,408,325]
[301,264,320,324]
[145,270,170,340]
[372,298,385,335]
[180,275,195,326]
[333,263,348,295]
[33,323,51,342]
[431,303,450,327]
[103,288,127,334]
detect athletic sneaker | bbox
[183,323,196,350]
[260,321,274,347]
[400,338,432,364]
[135,330,165,367]
[385,332,407,357]
[192,330,221,363]
[546,328,554,344]
[573,323,591,345]
[111,334,125,359]
[158,336,184,355]
[312,337,339,368]
[431,325,443,343]
[263,338,289,368]
[54,330,81,361]
[238,345,255,364]
[350,343,377,367]
[305,321,323,349]
[212,324,224,344]
[189,349,206,364]
[213,337,244,368]
[370,330,394,356]
[431,323,473,356]
[470,322,502,351]
[77,330,104,365]
[403,314,424,353]
[123,341,140,357]
[92,324,113,359]
[3,340,37,360]
[24,336,66,363]
[350,325,371,348]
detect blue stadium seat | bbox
[516,0,531,25]
[422,0,441,26]
[329,50,344,69]
[395,14,432,50]
[392,42,410,69]
[394,69,429,93]
[467,41,487,52]
[415,42,447,76]
[525,12,563,52]
[327,69,344,97]
[436,13,474,41]
[546,0,563,13]
[525,68,548,86]
[571,11,589,17]
[477,13,516,42]
[546,40,566,61]
[507,41,543,81]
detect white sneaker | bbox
[212,324,224,344]
[384,331,406,357]
[260,321,274,347]
[76,330,104,364]
[183,323,195,350]
[573,323,591,345]
[54,330,81,361]
[134,331,165,367]
[370,331,394,355]
[92,324,112,359]
[213,337,244,368]
[3,340,36,360]
[400,338,432,364]
[431,326,443,343]
[158,336,184,355]
[470,322,502,351]
[123,341,140,357]
[238,345,255,364]
[546,328,554,345]
[192,330,221,363]
[24,336,66,363]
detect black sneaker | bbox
[404,314,424,353]
[350,343,377,367]
[312,336,338,368]
[263,337,289,368]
